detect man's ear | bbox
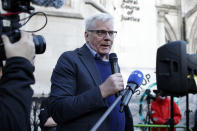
[85,32,89,43]
[85,31,88,37]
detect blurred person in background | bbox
[150,90,182,131]
[39,98,57,131]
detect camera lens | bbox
[33,35,46,54]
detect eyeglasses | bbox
[88,30,117,37]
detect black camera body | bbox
[0,0,46,63]
[2,0,32,12]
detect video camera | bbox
[156,40,197,97]
[0,0,46,65]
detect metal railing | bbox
[31,96,48,131]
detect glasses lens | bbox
[88,30,117,37]
[108,31,117,37]
[95,30,106,36]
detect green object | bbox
[134,124,192,131]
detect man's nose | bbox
[104,32,112,41]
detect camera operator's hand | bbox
[2,31,35,65]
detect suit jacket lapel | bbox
[77,44,102,86]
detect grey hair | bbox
[85,13,114,31]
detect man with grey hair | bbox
[49,13,133,131]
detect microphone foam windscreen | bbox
[109,53,117,61]
[127,70,144,87]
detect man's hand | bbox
[99,73,124,98]
[2,31,35,65]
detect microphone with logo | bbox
[120,70,144,112]
[90,70,144,131]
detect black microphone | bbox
[145,89,156,100]
[109,53,120,74]
[109,53,120,96]
[31,0,66,8]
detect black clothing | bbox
[95,59,125,131]
[0,57,34,131]
[39,98,56,131]
[193,109,197,131]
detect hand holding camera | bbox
[0,0,47,66]
[2,31,35,65]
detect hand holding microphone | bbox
[92,69,144,131]
[99,53,124,98]
[100,52,144,110]
[109,53,122,96]
[99,73,124,98]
